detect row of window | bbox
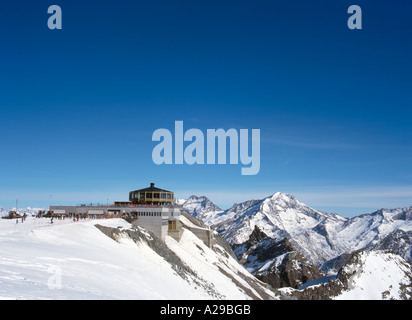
[138,211,163,217]
[137,211,179,217]
[131,192,173,200]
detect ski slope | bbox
[0,216,275,300]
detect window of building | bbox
[168,220,177,231]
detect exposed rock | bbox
[287,250,412,300]
[369,229,412,264]
[234,226,325,289]
[320,253,353,275]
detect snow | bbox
[298,276,337,290]
[0,207,43,218]
[166,230,249,299]
[0,216,272,300]
[180,196,224,225]
[334,251,412,300]
[257,254,287,274]
[184,193,412,266]
[174,199,187,206]
[179,215,206,230]
[0,217,195,299]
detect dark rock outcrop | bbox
[234,226,325,289]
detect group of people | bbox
[35,212,122,224]
[14,213,28,224]
[10,211,122,226]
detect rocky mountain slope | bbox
[180,192,412,299]
[289,250,412,300]
[181,193,412,267]
[234,226,325,289]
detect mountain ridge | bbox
[180,192,412,271]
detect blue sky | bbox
[0,0,411,216]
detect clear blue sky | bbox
[0,0,411,216]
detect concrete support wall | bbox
[133,216,164,240]
[179,220,213,248]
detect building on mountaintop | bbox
[50,183,182,241]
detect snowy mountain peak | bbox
[181,191,412,277]
[180,195,223,224]
[270,192,296,201]
[184,195,222,213]
[264,192,307,210]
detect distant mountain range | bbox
[0,207,42,218]
[180,193,412,296]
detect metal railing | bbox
[74,203,181,208]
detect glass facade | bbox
[129,190,174,205]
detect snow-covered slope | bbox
[285,250,412,300]
[370,229,412,263]
[0,216,277,300]
[334,250,412,300]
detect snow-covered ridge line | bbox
[180,192,412,267]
